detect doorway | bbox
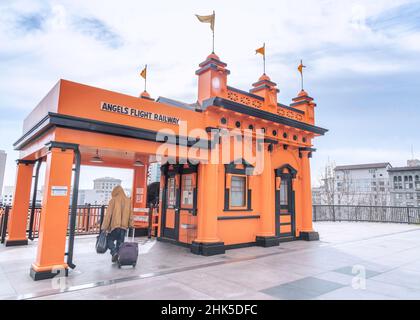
[275,165,297,240]
[160,163,198,243]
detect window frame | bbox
[224,160,253,211]
[229,174,248,209]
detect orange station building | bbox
[6,52,327,280]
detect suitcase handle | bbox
[126,227,135,242]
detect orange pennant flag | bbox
[255,44,265,56]
[196,11,215,31]
[298,60,305,74]
[140,65,147,79]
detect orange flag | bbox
[298,60,305,74]
[140,65,147,79]
[196,11,215,31]
[255,44,265,56]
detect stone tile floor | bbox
[0,222,420,300]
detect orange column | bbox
[30,147,74,280]
[191,163,225,255]
[256,144,279,247]
[131,164,148,234]
[5,161,34,246]
[299,150,319,241]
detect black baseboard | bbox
[255,236,280,247]
[5,239,28,247]
[30,266,68,281]
[300,231,320,241]
[191,241,225,256]
[224,241,257,250]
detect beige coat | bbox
[101,186,133,232]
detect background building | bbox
[2,185,43,206]
[0,150,6,200]
[92,177,123,204]
[388,160,420,207]
[315,162,392,206]
[314,160,420,207]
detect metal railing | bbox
[313,205,420,224]
[0,204,107,243]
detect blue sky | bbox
[0,0,419,189]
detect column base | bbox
[30,266,68,281]
[5,239,28,247]
[300,231,319,241]
[256,236,280,247]
[191,241,225,256]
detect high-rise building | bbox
[93,177,123,203]
[0,150,6,199]
[388,160,420,207]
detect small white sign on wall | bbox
[51,186,68,196]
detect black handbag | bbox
[96,230,108,254]
[96,211,111,254]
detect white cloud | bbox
[1,0,419,187]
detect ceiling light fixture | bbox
[90,149,104,163]
[133,159,144,167]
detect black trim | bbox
[224,242,257,250]
[16,159,36,165]
[30,266,68,281]
[28,159,43,240]
[202,97,328,135]
[275,164,298,178]
[225,159,254,175]
[14,113,214,151]
[300,231,320,241]
[217,215,260,220]
[255,236,280,247]
[4,239,28,247]
[191,241,225,256]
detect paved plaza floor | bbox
[1,222,420,300]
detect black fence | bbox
[313,205,420,224]
[0,204,107,244]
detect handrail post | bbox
[407,207,410,224]
[148,204,153,239]
[100,205,105,227]
[66,147,81,270]
[86,204,91,233]
[1,206,10,244]
[28,159,42,240]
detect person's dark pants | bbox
[107,228,126,256]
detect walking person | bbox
[101,185,134,262]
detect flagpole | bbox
[263,43,266,74]
[300,59,304,90]
[144,64,147,92]
[212,10,215,53]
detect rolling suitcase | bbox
[117,228,138,268]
